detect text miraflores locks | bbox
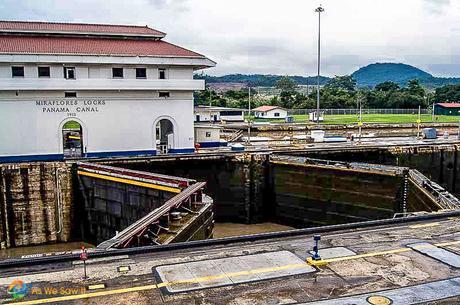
[35,99,106,113]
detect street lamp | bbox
[315,5,324,123]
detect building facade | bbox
[194,106,245,122]
[434,103,460,116]
[253,106,287,119]
[0,21,215,162]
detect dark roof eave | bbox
[0,29,166,39]
[0,51,207,59]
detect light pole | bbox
[247,86,251,145]
[357,91,363,144]
[315,5,324,124]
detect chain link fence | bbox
[287,108,430,116]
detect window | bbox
[205,132,211,137]
[159,91,170,98]
[65,92,77,98]
[38,66,50,78]
[136,68,147,79]
[64,67,75,79]
[158,68,166,79]
[112,67,124,78]
[274,112,280,117]
[11,66,24,77]
[220,111,242,116]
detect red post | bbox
[80,246,88,280]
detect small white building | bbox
[0,21,215,162]
[253,106,288,119]
[194,124,224,148]
[194,106,244,122]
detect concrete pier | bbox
[0,212,459,304]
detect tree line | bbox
[194,75,460,110]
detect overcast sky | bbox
[1,0,459,77]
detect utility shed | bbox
[435,103,460,116]
[194,124,224,148]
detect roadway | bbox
[0,214,459,304]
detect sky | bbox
[0,0,459,77]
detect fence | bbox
[286,108,430,116]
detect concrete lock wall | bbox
[113,154,406,228]
[0,162,73,248]
[269,163,402,227]
[299,145,460,198]
[0,96,195,161]
[112,156,267,224]
[0,147,453,249]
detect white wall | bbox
[194,127,220,143]
[0,64,194,80]
[255,108,287,119]
[0,97,195,158]
[194,110,220,122]
[0,90,194,99]
[220,112,244,122]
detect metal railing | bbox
[409,169,460,210]
[270,155,407,176]
[97,181,206,250]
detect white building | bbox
[194,125,224,148]
[0,21,215,162]
[253,106,288,119]
[194,106,245,123]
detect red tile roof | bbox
[0,20,165,37]
[253,106,284,112]
[0,35,205,58]
[436,103,460,108]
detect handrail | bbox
[78,162,194,188]
[98,182,206,249]
[270,154,407,176]
[409,169,460,210]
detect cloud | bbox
[0,0,459,77]
[422,0,451,14]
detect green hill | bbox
[352,63,433,87]
[195,63,460,89]
[194,74,330,87]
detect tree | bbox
[375,81,400,92]
[325,75,357,92]
[433,84,460,103]
[406,79,425,97]
[275,76,298,108]
[275,76,298,91]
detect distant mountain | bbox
[352,63,460,88]
[195,63,460,90]
[194,73,330,87]
[352,63,432,87]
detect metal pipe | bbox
[3,209,460,269]
[49,167,64,236]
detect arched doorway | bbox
[155,119,174,154]
[62,120,83,158]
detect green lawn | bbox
[63,120,82,129]
[251,114,460,125]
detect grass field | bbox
[252,114,460,125]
